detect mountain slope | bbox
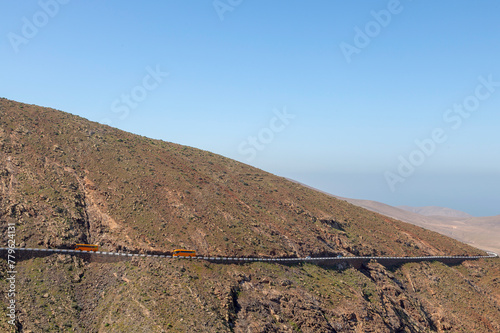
[333,195,500,254]
[1,98,480,259]
[1,98,499,332]
[397,205,473,218]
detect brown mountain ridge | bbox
[1,98,499,332]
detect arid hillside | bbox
[397,206,473,218]
[335,196,500,254]
[1,98,499,332]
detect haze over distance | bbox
[1,1,499,216]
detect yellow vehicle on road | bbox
[172,249,196,257]
[75,244,99,252]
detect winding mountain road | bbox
[1,248,497,267]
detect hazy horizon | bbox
[2,1,499,216]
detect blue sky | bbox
[1,0,499,216]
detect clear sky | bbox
[1,1,499,216]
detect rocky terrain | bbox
[1,98,499,332]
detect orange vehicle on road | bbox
[75,244,99,252]
[172,249,196,257]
